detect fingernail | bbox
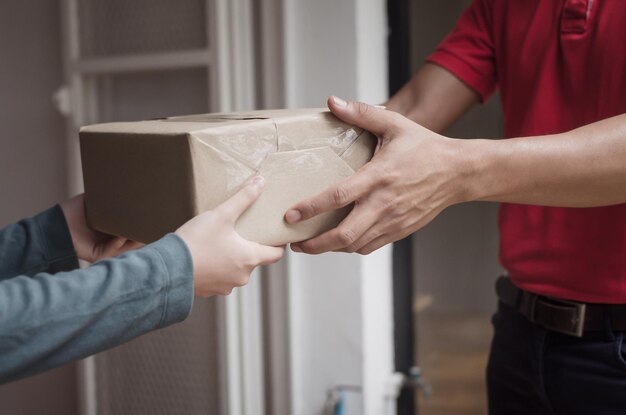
[291,244,302,253]
[252,176,265,190]
[285,209,302,223]
[331,96,348,107]
[374,105,387,110]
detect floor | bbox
[415,312,493,415]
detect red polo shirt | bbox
[427,0,626,303]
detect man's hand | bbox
[176,177,285,297]
[284,96,471,255]
[61,194,143,262]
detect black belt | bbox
[496,276,626,337]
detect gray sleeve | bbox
[0,205,79,280]
[0,233,194,384]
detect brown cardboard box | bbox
[80,109,376,246]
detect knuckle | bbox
[380,170,399,188]
[385,199,398,212]
[242,255,257,269]
[355,101,371,117]
[235,274,250,287]
[244,185,258,199]
[336,227,357,246]
[304,199,320,217]
[378,174,392,188]
[378,194,397,212]
[362,161,393,188]
[332,185,351,206]
[241,250,261,270]
[373,160,398,187]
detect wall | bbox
[280,1,392,414]
[0,1,78,414]
[410,0,504,312]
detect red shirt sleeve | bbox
[427,0,497,102]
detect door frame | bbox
[256,1,397,414]
[58,1,264,414]
[387,0,417,412]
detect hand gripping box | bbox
[79,109,376,246]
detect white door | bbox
[260,1,399,414]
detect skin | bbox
[60,194,144,262]
[61,176,284,297]
[285,64,626,255]
[175,177,285,297]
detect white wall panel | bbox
[280,1,393,414]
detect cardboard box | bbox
[80,109,376,246]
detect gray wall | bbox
[410,0,504,312]
[0,1,78,414]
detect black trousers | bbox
[487,301,626,415]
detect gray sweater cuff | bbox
[33,205,80,273]
[148,233,195,327]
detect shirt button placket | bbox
[561,0,592,34]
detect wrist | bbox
[449,138,499,203]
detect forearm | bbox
[0,234,193,384]
[462,113,626,207]
[387,63,479,133]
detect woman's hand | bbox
[60,194,143,262]
[176,177,285,297]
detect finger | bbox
[295,203,380,254]
[341,213,409,253]
[218,176,266,222]
[125,240,145,249]
[356,233,398,255]
[358,207,444,254]
[119,240,144,253]
[102,236,127,256]
[357,224,419,255]
[253,244,285,265]
[285,164,379,224]
[110,236,127,250]
[327,96,404,138]
[338,226,383,254]
[290,243,303,253]
[103,237,143,258]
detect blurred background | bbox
[0,0,502,414]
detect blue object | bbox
[334,389,346,415]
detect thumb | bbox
[217,176,266,222]
[327,96,400,137]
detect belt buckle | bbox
[538,297,587,338]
